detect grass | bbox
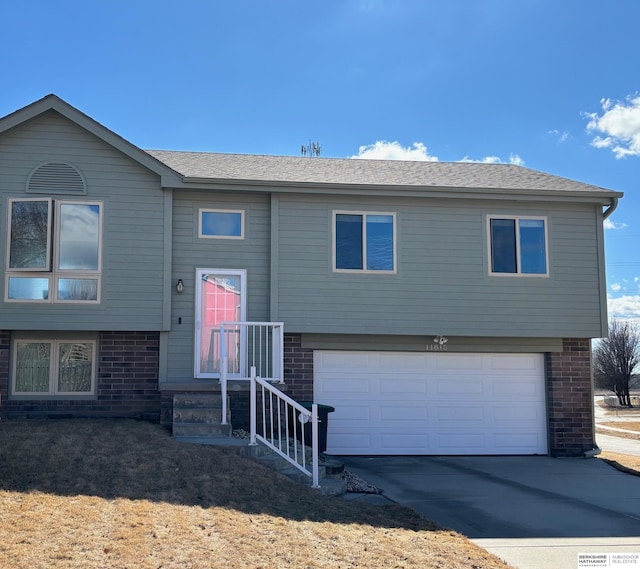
[0,419,513,569]
[596,399,640,475]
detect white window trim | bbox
[487,214,549,278]
[5,198,103,303]
[11,336,97,398]
[6,197,52,272]
[198,208,245,240]
[332,210,397,274]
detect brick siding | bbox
[0,331,160,421]
[283,333,314,402]
[546,338,596,457]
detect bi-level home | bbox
[0,95,622,457]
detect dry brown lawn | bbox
[600,421,640,433]
[596,401,640,476]
[0,419,513,569]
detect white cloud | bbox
[608,294,640,326]
[350,141,439,161]
[350,140,523,165]
[611,283,622,292]
[459,154,525,165]
[548,129,569,143]
[603,218,627,230]
[585,94,640,158]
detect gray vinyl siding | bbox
[0,111,168,330]
[166,191,270,381]
[275,194,605,338]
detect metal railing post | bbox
[220,324,228,425]
[277,324,284,382]
[249,366,257,446]
[311,403,319,488]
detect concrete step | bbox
[173,393,223,408]
[172,422,232,438]
[172,392,231,440]
[173,407,225,423]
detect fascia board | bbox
[175,177,623,204]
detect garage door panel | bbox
[380,405,428,421]
[379,352,428,370]
[435,354,484,370]
[329,433,372,453]
[380,378,427,394]
[491,354,541,370]
[493,405,544,422]
[316,351,373,369]
[332,404,371,422]
[316,377,373,395]
[381,433,430,450]
[494,433,546,450]
[437,406,485,421]
[489,378,544,405]
[437,433,485,450]
[436,379,484,395]
[314,351,547,455]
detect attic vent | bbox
[26,162,86,194]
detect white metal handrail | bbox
[219,321,284,426]
[249,367,319,488]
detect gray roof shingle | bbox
[146,149,620,196]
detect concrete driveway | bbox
[340,455,640,568]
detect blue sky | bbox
[2,0,639,327]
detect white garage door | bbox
[314,351,547,455]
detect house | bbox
[0,94,622,458]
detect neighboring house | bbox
[0,94,623,457]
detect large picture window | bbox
[6,198,102,302]
[12,338,96,396]
[488,216,548,276]
[334,211,396,272]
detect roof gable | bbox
[0,94,182,186]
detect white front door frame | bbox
[194,268,246,378]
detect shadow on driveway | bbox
[339,455,640,539]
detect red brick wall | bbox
[0,331,10,415]
[546,338,596,457]
[283,333,313,401]
[0,331,160,421]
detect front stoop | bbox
[172,393,232,439]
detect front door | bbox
[195,269,246,378]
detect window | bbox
[488,216,548,276]
[12,338,96,396]
[334,211,396,272]
[199,209,244,239]
[6,198,102,302]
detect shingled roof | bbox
[146,149,620,197]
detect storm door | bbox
[195,269,246,378]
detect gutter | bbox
[603,197,619,219]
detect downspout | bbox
[603,197,619,220]
[590,195,620,450]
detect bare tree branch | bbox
[594,319,640,406]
